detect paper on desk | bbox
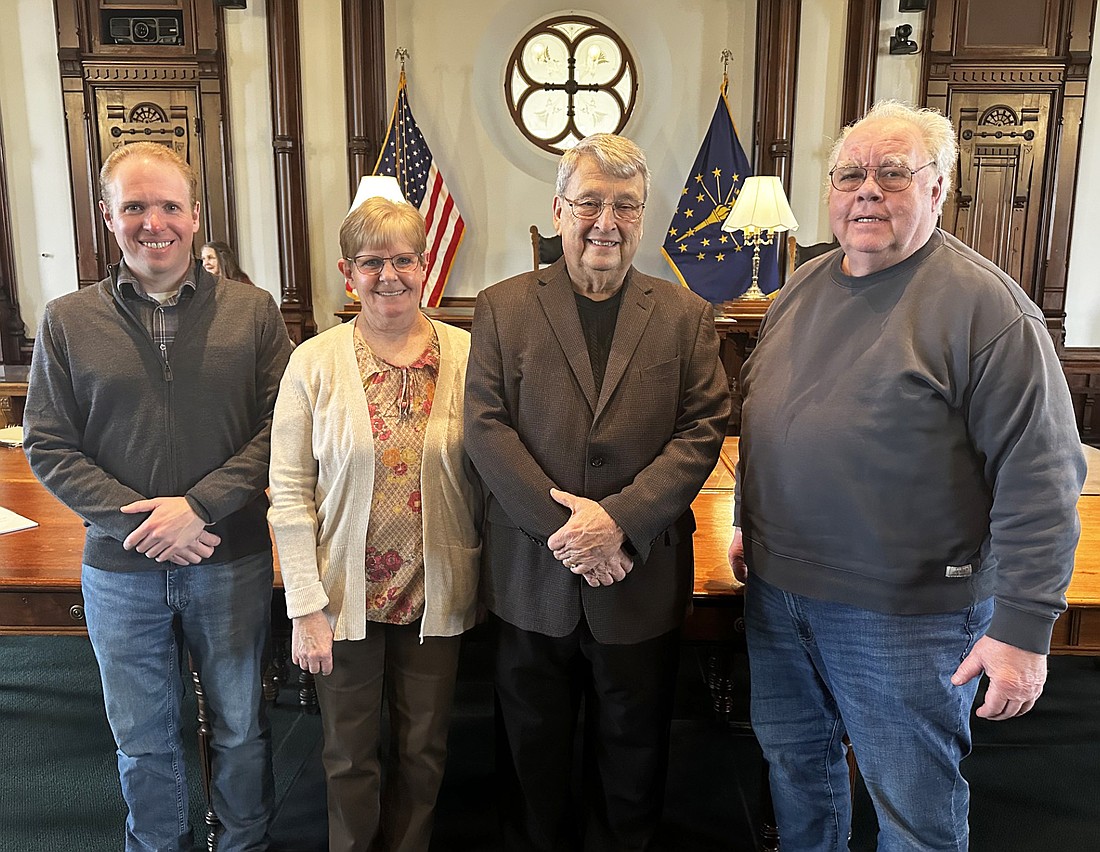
[0,505,38,534]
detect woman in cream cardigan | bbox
[268,196,480,852]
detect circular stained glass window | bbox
[505,16,639,155]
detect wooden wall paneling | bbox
[1061,349,1100,443]
[924,0,1093,340]
[0,98,30,364]
[57,1,104,289]
[1043,73,1085,325]
[267,0,316,343]
[212,6,238,249]
[942,89,1052,304]
[1068,0,1097,57]
[54,0,233,288]
[954,0,1061,57]
[342,0,387,200]
[927,0,956,55]
[752,0,800,191]
[840,0,880,128]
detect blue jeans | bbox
[82,552,275,852]
[745,574,993,852]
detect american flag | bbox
[373,71,465,307]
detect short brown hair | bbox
[99,142,198,212]
[340,196,427,258]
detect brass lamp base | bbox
[738,280,769,300]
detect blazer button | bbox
[590,456,604,467]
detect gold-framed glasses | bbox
[829,161,935,193]
[561,196,645,222]
[346,253,422,276]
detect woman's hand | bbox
[291,610,334,676]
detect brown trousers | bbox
[314,621,462,852]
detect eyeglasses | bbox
[345,253,422,276]
[829,161,936,193]
[561,196,645,223]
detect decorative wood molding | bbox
[928,64,1068,84]
[840,0,879,127]
[81,65,207,81]
[267,0,317,343]
[342,0,387,200]
[752,0,800,192]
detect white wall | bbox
[381,0,759,301]
[0,0,79,339]
[875,3,924,107]
[298,1,348,330]
[222,4,280,307]
[790,0,848,244]
[1065,45,1100,347]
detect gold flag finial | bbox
[395,47,409,71]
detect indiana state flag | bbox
[661,79,778,302]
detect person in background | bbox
[268,196,481,852]
[24,141,293,851]
[730,100,1086,851]
[464,133,730,851]
[202,239,255,285]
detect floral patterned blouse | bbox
[354,324,439,624]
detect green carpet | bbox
[1,635,1096,851]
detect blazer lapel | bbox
[594,270,654,420]
[536,261,598,411]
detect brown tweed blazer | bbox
[464,260,731,644]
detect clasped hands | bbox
[547,488,633,587]
[120,496,220,565]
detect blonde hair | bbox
[340,196,427,258]
[556,133,651,200]
[100,142,197,211]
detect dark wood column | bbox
[267,0,316,343]
[840,0,880,127]
[342,0,387,200]
[0,97,29,364]
[753,0,801,192]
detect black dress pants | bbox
[492,615,681,852]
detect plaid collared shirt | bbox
[115,261,198,370]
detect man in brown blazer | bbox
[465,134,730,851]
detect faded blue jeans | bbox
[82,551,274,852]
[745,573,993,852]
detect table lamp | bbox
[347,175,406,215]
[721,175,799,300]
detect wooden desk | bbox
[685,438,1100,655]
[3,440,1099,653]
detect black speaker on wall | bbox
[215,0,248,8]
[899,0,928,11]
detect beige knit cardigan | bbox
[268,318,481,640]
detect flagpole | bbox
[394,49,408,197]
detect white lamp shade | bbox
[721,175,799,234]
[347,175,406,217]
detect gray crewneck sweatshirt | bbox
[736,230,1085,654]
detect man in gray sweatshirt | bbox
[24,142,292,851]
[730,101,1084,851]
